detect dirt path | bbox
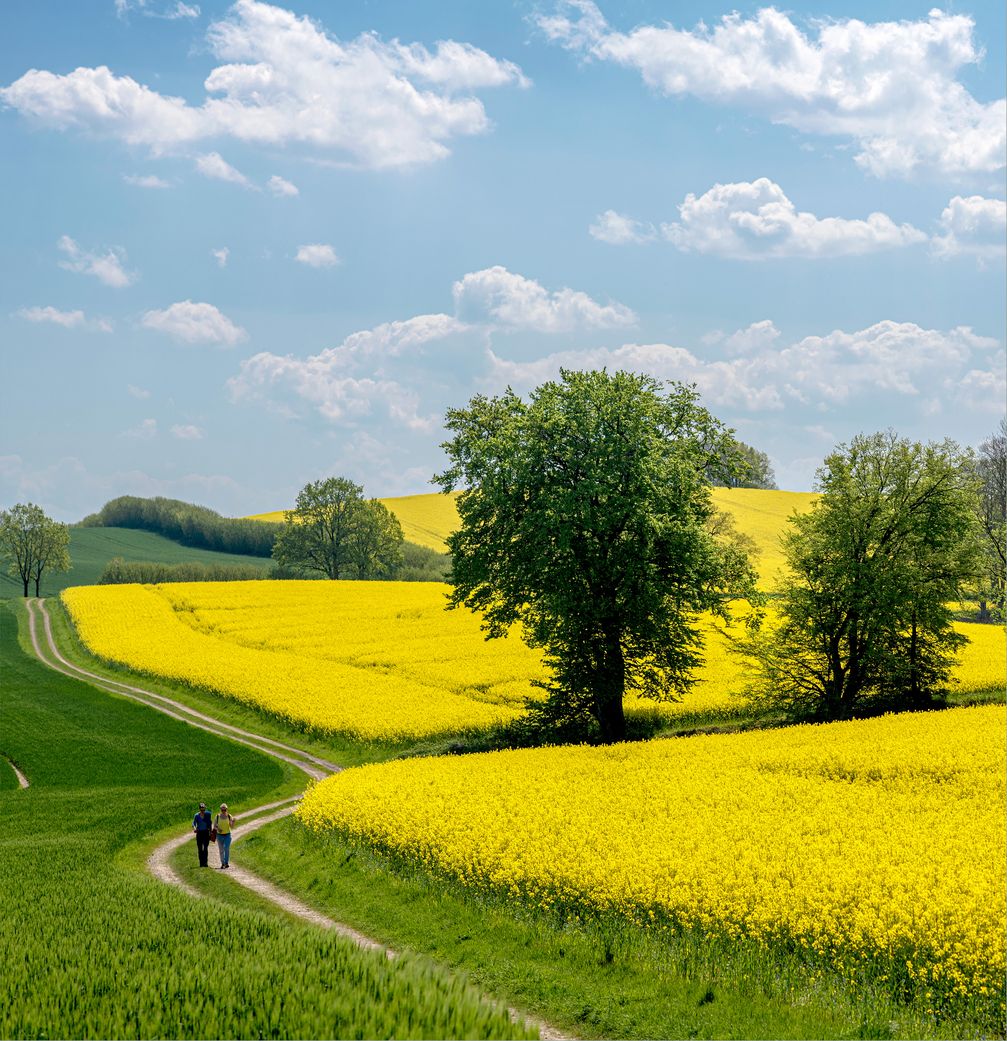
[26,598,568,1041]
[2,755,29,789]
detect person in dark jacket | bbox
[192,801,213,867]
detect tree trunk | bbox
[594,623,627,743]
[22,577,29,597]
[34,573,41,597]
[908,611,920,704]
[978,599,990,623]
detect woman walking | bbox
[214,803,235,869]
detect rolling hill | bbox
[249,488,817,586]
[0,527,269,599]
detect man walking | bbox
[192,801,213,867]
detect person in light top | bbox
[215,803,236,869]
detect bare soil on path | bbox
[24,598,568,1040]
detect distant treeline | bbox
[83,495,452,583]
[80,496,281,557]
[98,558,266,584]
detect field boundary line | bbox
[25,597,570,1041]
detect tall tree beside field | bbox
[436,370,761,744]
[0,503,71,597]
[743,432,983,720]
[967,420,1006,621]
[708,440,778,489]
[272,478,404,580]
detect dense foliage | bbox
[81,496,281,557]
[98,557,265,584]
[437,370,760,742]
[272,478,404,580]
[298,706,1006,1031]
[745,432,983,719]
[0,606,527,1040]
[0,502,70,597]
[966,419,1007,622]
[708,439,778,489]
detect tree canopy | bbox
[966,420,1006,622]
[435,369,760,743]
[272,478,404,580]
[0,503,71,597]
[743,432,983,720]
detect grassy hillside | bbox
[0,527,268,599]
[250,488,818,582]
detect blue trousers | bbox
[217,832,231,866]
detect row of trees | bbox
[0,504,71,597]
[438,369,1004,742]
[80,496,281,557]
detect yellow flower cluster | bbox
[298,705,1006,1018]
[61,581,1004,740]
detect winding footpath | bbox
[3,755,29,789]
[24,597,567,1040]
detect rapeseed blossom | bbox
[298,706,1006,1021]
[62,582,1004,740]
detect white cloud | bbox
[588,210,655,245]
[485,321,1001,415]
[171,424,204,440]
[195,151,253,188]
[452,266,636,331]
[124,418,158,439]
[659,179,926,259]
[123,173,171,188]
[16,305,115,332]
[211,246,230,268]
[17,306,85,329]
[141,300,247,345]
[228,312,467,430]
[57,235,136,288]
[4,0,528,169]
[295,243,339,268]
[536,3,1005,178]
[267,174,298,197]
[115,1,200,19]
[931,195,1007,260]
[127,384,151,399]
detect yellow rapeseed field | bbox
[248,488,819,584]
[61,582,1004,740]
[298,705,1006,1021]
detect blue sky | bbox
[2,0,1004,520]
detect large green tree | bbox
[743,432,983,720]
[966,420,1006,622]
[272,478,403,580]
[435,370,760,743]
[0,503,71,597]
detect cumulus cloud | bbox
[195,151,253,187]
[3,0,528,169]
[16,305,114,332]
[658,179,926,259]
[127,384,151,399]
[295,243,339,268]
[485,321,1001,415]
[267,174,298,197]
[536,3,1005,178]
[57,235,136,288]
[211,246,230,267]
[452,266,636,331]
[141,300,247,345]
[115,0,200,19]
[123,173,171,188]
[588,210,655,245]
[123,418,158,439]
[931,195,1006,260]
[170,424,204,439]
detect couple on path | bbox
[192,801,236,869]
